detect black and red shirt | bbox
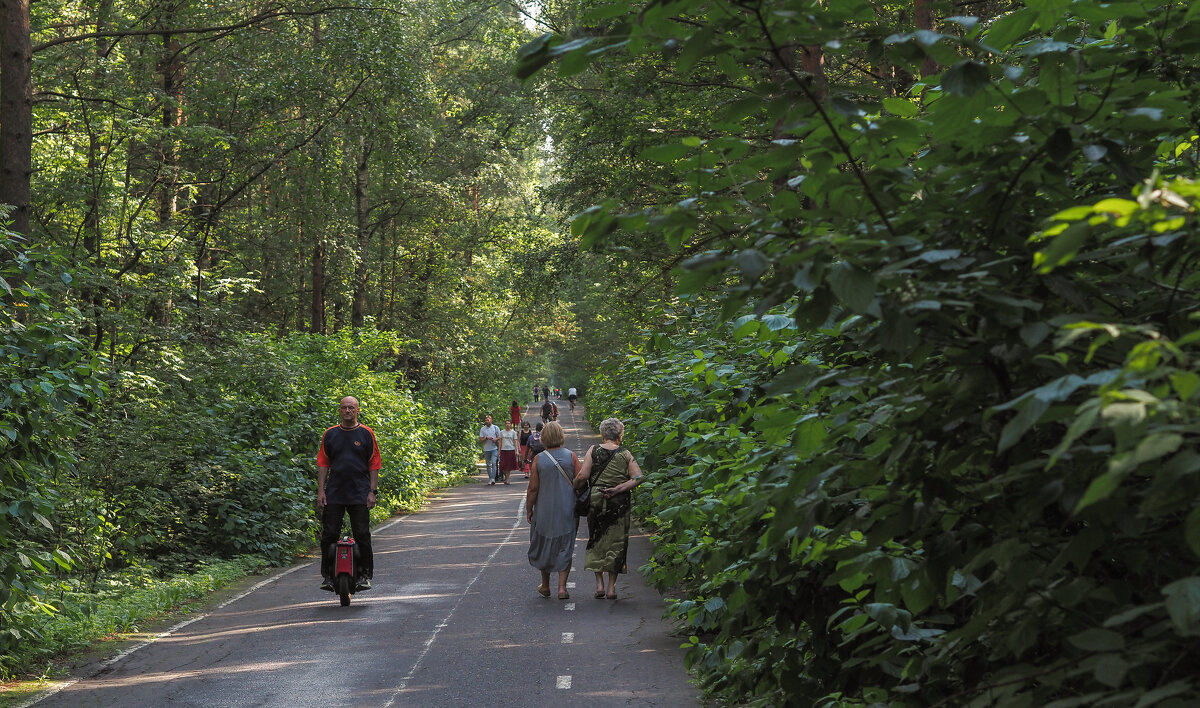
[317,424,382,505]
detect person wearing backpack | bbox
[519,421,533,476]
[526,421,546,477]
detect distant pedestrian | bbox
[527,421,546,463]
[510,400,521,427]
[580,417,644,600]
[498,420,520,485]
[533,384,540,402]
[519,421,533,476]
[567,386,578,409]
[542,384,549,401]
[478,414,501,485]
[540,399,554,424]
[526,421,583,600]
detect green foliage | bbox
[0,229,105,658]
[539,0,1200,705]
[69,327,474,571]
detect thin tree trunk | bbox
[157,31,184,222]
[311,227,325,334]
[0,0,32,238]
[915,0,937,77]
[84,0,112,348]
[351,138,370,328]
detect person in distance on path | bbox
[317,396,382,592]
[567,386,578,409]
[498,419,520,485]
[509,400,521,427]
[526,421,583,600]
[478,414,501,485]
[518,421,533,476]
[580,417,644,600]
[542,384,549,402]
[533,384,540,402]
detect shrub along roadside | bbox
[536,0,1200,704]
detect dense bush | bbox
[550,0,1200,705]
[0,230,105,658]
[65,328,476,572]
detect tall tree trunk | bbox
[915,0,937,77]
[84,0,112,349]
[0,0,32,238]
[801,45,826,102]
[310,228,325,334]
[157,31,185,222]
[351,139,371,328]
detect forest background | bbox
[4,0,1200,706]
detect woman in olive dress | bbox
[580,417,644,599]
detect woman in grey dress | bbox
[525,421,582,599]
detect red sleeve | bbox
[316,427,334,467]
[363,425,382,470]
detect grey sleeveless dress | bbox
[527,447,578,572]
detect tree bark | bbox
[915,0,937,77]
[310,228,325,334]
[157,31,185,222]
[351,138,370,328]
[0,0,32,238]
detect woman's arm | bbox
[603,451,644,496]
[526,456,540,522]
[574,446,594,485]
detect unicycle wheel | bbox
[338,574,351,606]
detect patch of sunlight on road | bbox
[83,660,319,689]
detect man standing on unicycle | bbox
[317,396,382,592]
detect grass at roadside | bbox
[0,555,269,703]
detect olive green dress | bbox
[584,445,634,573]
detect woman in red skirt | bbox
[498,419,521,485]
[510,400,521,427]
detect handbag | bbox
[576,446,624,517]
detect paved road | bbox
[30,400,700,707]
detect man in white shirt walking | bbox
[478,414,502,485]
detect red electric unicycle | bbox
[331,535,359,606]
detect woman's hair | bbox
[511,400,518,407]
[504,420,513,428]
[521,421,530,428]
[541,421,566,448]
[599,418,624,442]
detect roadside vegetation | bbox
[528,0,1200,705]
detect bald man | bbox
[317,396,381,591]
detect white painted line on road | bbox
[561,632,574,644]
[557,675,573,689]
[564,602,576,611]
[384,498,527,704]
[567,581,575,588]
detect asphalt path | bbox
[29,399,700,707]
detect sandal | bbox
[606,592,617,600]
[536,584,550,597]
[594,591,606,599]
[558,591,570,600]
